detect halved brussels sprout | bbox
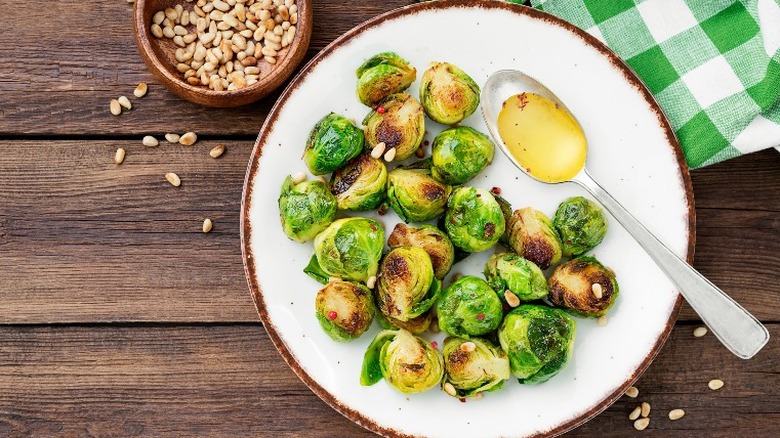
[315,279,374,342]
[553,196,608,257]
[313,217,384,283]
[506,207,563,269]
[484,253,548,303]
[498,304,576,384]
[376,247,441,322]
[361,329,444,394]
[303,113,364,175]
[548,256,619,318]
[278,175,337,243]
[420,62,480,125]
[386,167,452,223]
[388,223,455,280]
[442,337,510,398]
[330,154,387,211]
[444,186,505,253]
[378,310,433,335]
[363,93,425,161]
[430,127,495,185]
[436,276,503,338]
[356,52,417,107]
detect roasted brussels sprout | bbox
[506,207,563,269]
[442,337,510,398]
[498,305,576,384]
[303,113,364,175]
[278,175,337,243]
[444,186,505,253]
[548,256,619,318]
[356,52,417,107]
[388,223,455,280]
[313,217,384,283]
[329,154,387,211]
[379,310,433,335]
[419,62,480,125]
[386,167,452,223]
[430,127,495,185]
[553,196,608,257]
[363,93,425,161]
[361,329,444,393]
[376,247,441,322]
[484,253,548,303]
[315,279,374,342]
[436,276,503,338]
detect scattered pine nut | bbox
[143,136,159,147]
[203,218,213,233]
[429,319,439,333]
[317,176,327,183]
[668,409,685,421]
[628,406,641,421]
[291,172,307,184]
[110,99,122,116]
[415,145,425,158]
[134,82,148,98]
[165,133,180,143]
[327,277,339,283]
[504,290,520,308]
[591,282,603,299]
[471,392,484,400]
[179,131,198,146]
[597,315,608,326]
[633,418,650,431]
[383,147,397,162]
[165,172,181,187]
[366,275,376,289]
[625,386,639,398]
[370,142,386,159]
[460,342,476,353]
[693,326,708,337]
[640,402,651,418]
[209,145,226,158]
[114,148,126,165]
[443,382,457,397]
[708,379,724,390]
[118,96,132,110]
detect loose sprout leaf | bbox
[303,255,330,284]
[360,330,396,386]
[408,278,442,318]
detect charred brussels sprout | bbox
[498,305,576,384]
[419,62,480,125]
[356,52,417,107]
[313,217,384,283]
[430,127,495,185]
[378,310,433,335]
[444,186,505,253]
[548,256,619,318]
[376,247,441,322]
[386,167,452,223]
[360,329,444,393]
[506,207,563,269]
[436,276,503,338]
[315,280,374,342]
[553,196,608,257]
[363,93,425,160]
[303,113,364,175]
[484,253,548,303]
[278,175,337,242]
[329,154,387,211]
[388,223,455,280]
[442,337,510,398]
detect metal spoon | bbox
[481,69,769,359]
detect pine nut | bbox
[179,132,198,146]
[142,136,159,147]
[117,96,132,110]
[165,172,181,187]
[165,133,180,143]
[628,406,641,421]
[591,282,603,299]
[163,26,176,38]
[633,418,649,431]
[153,11,165,25]
[693,326,707,337]
[640,402,650,418]
[264,55,276,64]
[114,148,126,165]
[366,275,376,289]
[370,142,386,159]
[504,290,520,308]
[291,172,306,184]
[244,66,260,75]
[625,386,639,398]
[151,23,164,38]
[384,147,397,162]
[460,342,476,353]
[109,99,121,116]
[668,409,685,421]
[209,145,226,158]
[165,7,178,21]
[708,379,724,390]
[174,25,188,36]
[134,82,148,98]
[597,315,608,326]
[203,218,213,233]
[443,382,457,397]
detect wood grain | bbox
[0,323,776,437]
[0,142,778,323]
[0,0,412,135]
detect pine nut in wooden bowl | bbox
[133,0,312,107]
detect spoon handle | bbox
[574,170,769,359]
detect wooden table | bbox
[1,1,778,436]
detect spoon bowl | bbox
[481,69,769,359]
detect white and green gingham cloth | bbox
[528,0,780,168]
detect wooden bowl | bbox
[133,0,312,107]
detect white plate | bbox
[241,2,694,437]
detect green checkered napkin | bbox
[528,0,780,168]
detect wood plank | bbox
[0,142,778,323]
[0,324,777,437]
[0,0,412,136]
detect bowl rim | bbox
[240,1,696,437]
[133,0,313,104]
